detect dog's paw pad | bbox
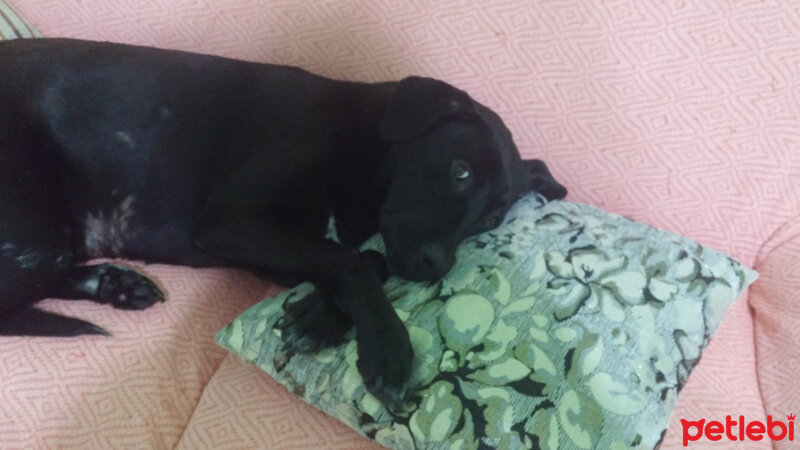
[363,377,409,413]
[355,314,414,411]
[278,289,352,355]
[97,266,165,310]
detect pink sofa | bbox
[3,1,799,448]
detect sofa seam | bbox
[748,215,800,450]
[752,215,800,269]
[173,354,230,450]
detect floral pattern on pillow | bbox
[217,194,757,450]
[0,1,41,40]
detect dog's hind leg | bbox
[0,233,118,336]
[0,114,112,337]
[54,264,165,310]
[0,306,109,336]
[0,243,111,336]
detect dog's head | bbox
[379,76,567,281]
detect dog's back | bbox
[0,39,332,333]
[0,39,341,264]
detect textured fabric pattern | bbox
[0,0,38,39]
[6,0,800,448]
[175,354,377,450]
[217,194,758,450]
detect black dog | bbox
[0,38,566,404]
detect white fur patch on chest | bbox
[83,195,136,258]
[325,214,341,243]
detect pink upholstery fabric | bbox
[175,353,374,449]
[5,0,800,448]
[750,222,800,450]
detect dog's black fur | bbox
[0,38,566,405]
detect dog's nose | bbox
[419,242,451,279]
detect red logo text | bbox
[681,414,795,447]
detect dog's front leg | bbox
[193,218,413,407]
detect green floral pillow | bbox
[0,1,41,40]
[216,194,757,449]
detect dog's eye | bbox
[483,215,498,228]
[451,160,472,181]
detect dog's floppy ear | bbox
[525,159,567,200]
[380,76,475,142]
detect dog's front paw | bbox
[97,265,165,310]
[356,311,414,411]
[277,288,353,355]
